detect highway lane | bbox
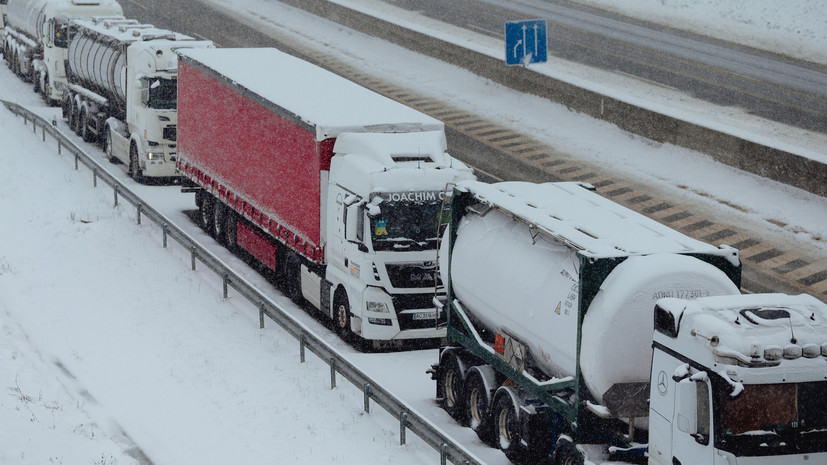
[382,0,827,133]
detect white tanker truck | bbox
[432,180,827,464]
[62,16,212,181]
[2,0,123,104]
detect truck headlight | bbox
[367,301,390,314]
[145,152,164,160]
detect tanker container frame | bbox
[2,0,123,104]
[431,180,746,464]
[175,48,475,348]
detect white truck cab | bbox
[321,130,474,343]
[650,293,827,465]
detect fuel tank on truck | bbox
[7,0,123,40]
[442,181,741,409]
[66,18,130,108]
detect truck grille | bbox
[385,263,439,289]
[163,125,177,141]
[392,293,446,330]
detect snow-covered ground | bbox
[569,0,827,66]
[2,0,826,464]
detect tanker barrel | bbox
[67,29,126,108]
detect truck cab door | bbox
[329,192,346,274]
[672,377,714,465]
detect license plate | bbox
[412,312,436,320]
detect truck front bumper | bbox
[358,287,446,341]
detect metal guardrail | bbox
[3,100,484,465]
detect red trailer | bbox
[176,48,474,345]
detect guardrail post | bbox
[363,384,371,414]
[58,140,62,155]
[113,185,119,207]
[258,302,265,329]
[300,334,306,363]
[440,443,448,465]
[191,247,197,271]
[41,125,46,142]
[222,273,229,299]
[399,412,408,445]
[162,224,168,248]
[74,153,79,170]
[137,203,142,225]
[32,120,36,134]
[93,169,98,188]
[330,358,337,389]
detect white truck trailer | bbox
[433,181,827,464]
[62,16,212,181]
[3,0,123,104]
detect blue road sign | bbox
[505,19,548,66]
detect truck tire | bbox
[62,94,72,121]
[105,130,118,164]
[552,437,584,465]
[464,365,497,445]
[80,110,93,143]
[211,202,226,243]
[333,291,353,341]
[129,144,145,183]
[225,210,238,253]
[493,387,524,463]
[285,254,305,305]
[199,195,214,232]
[438,351,467,424]
[32,70,40,94]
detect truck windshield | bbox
[146,78,177,110]
[369,203,442,252]
[53,21,68,48]
[718,381,827,456]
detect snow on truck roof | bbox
[658,294,827,369]
[458,180,738,259]
[176,48,444,141]
[72,17,207,45]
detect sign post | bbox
[505,19,548,66]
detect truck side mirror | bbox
[345,204,366,251]
[676,379,698,435]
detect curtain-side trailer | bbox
[176,48,475,347]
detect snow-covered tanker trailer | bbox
[432,180,827,464]
[3,0,123,104]
[62,16,212,181]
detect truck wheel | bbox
[42,74,54,106]
[494,387,524,463]
[333,291,353,341]
[105,130,118,163]
[199,195,214,232]
[285,255,305,305]
[464,366,496,444]
[129,144,145,183]
[438,351,467,423]
[62,95,71,121]
[32,71,40,94]
[552,437,584,465]
[80,110,93,143]
[212,201,226,243]
[225,210,238,253]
